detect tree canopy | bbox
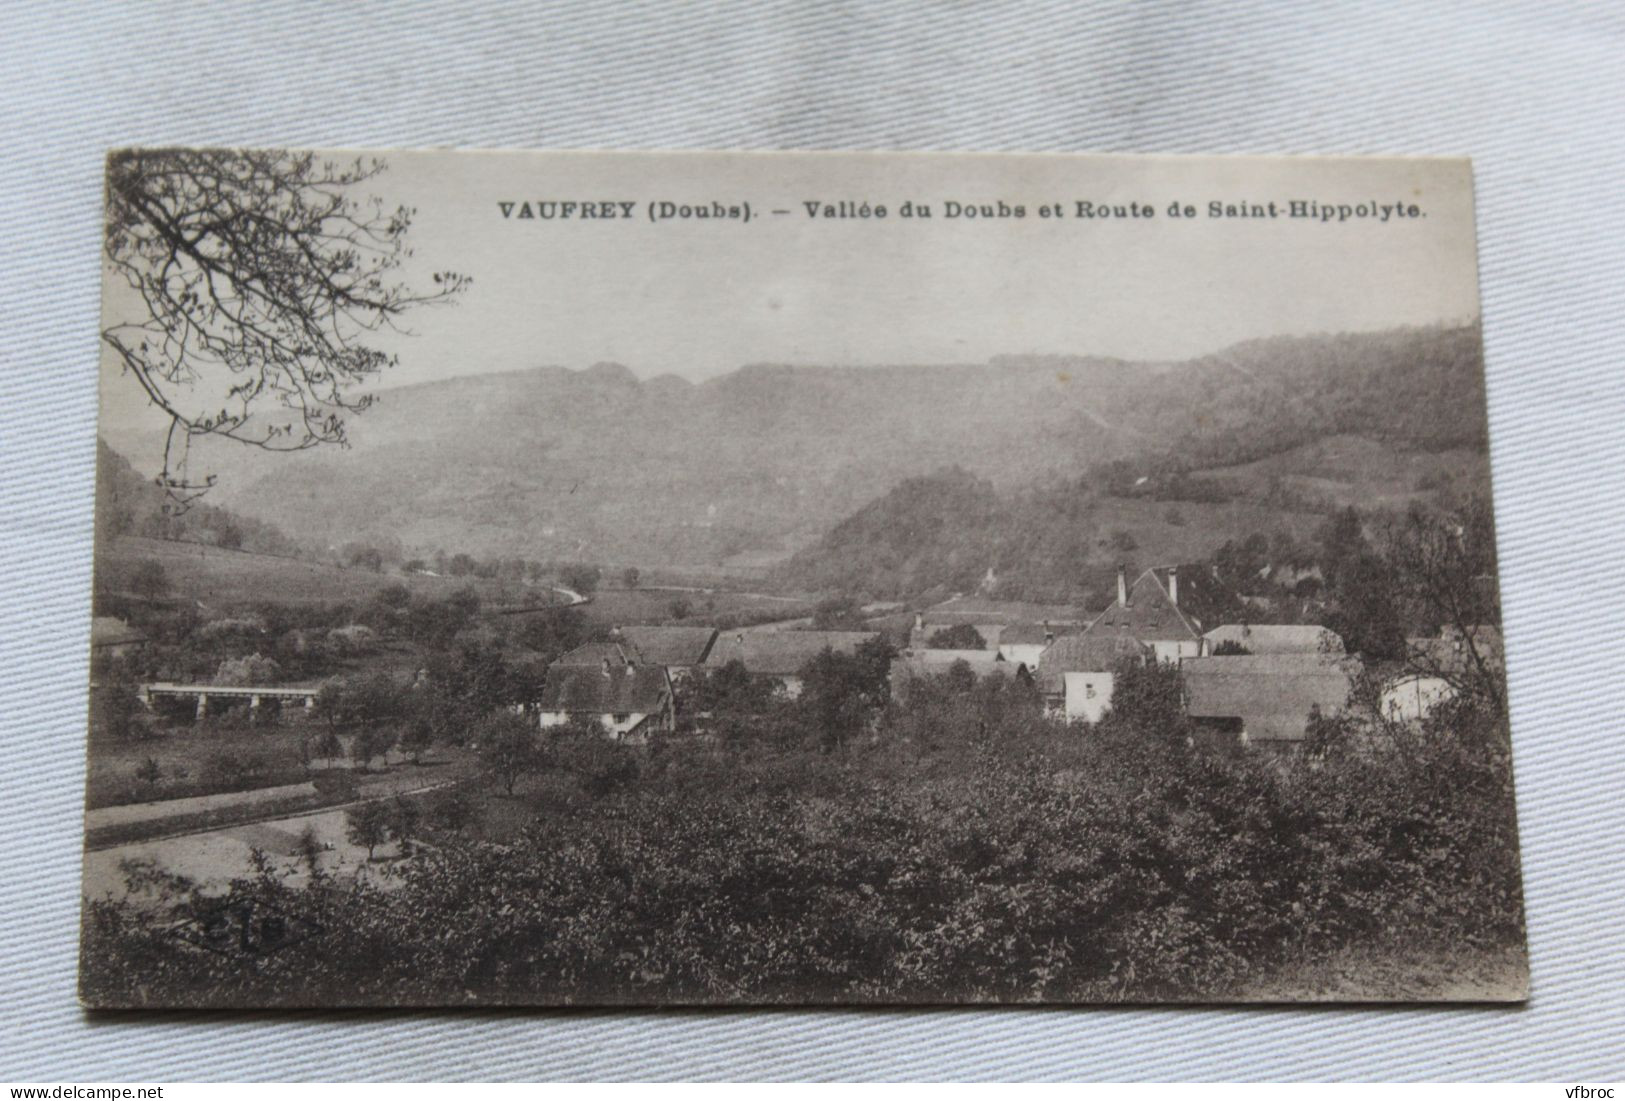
[102,148,468,501]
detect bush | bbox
[80,685,1524,1007]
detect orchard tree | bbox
[399,718,435,765]
[102,149,468,503]
[344,801,391,862]
[477,711,540,796]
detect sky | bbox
[99,149,1482,442]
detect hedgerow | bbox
[81,685,1524,1007]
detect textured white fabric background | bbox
[3,0,1622,1082]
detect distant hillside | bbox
[158,324,1487,575]
[777,327,1493,603]
[95,438,300,556]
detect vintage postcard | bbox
[82,149,1526,1007]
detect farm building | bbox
[537,657,675,743]
[1202,623,1344,655]
[997,623,1063,669]
[1077,566,1204,664]
[701,629,879,699]
[906,598,1086,652]
[1182,652,1358,750]
[615,625,718,678]
[1035,634,1150,723]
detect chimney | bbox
[1117,564,1128,608]
[1168,565,1179,606]
[914,611,924,633]
[1043,620,1054,645]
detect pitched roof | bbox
[554,641,641,667]
[1036,634,1150,691]
[617,626,718,666]
[999,624,1069,646]
[921,597,1087,626]
[1203,624,1345,655]
[702,630,879,676]
[1080,568,1202,645]
[90,616,146,647]
[539,663,671,714]
[1182,653,1358,743]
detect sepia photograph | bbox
[80,148,1526,1008]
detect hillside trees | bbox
[1316,508,1406,660]
[102,149,468,503]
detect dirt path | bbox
[85,781,321,832]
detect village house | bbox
[1202,623,1345,655]
[1035,634,1150,723]
[1181,652,1358,752]
[615,625,718,680]
[536,655,675,743]
[997,623,1062,669]
[1078,566,1204,664]
[700,629,879,699]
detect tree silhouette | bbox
[102,148,468,503]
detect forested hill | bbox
[172,323,1485,573]
[777,325,1493,603]
[95,438,300,556]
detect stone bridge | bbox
[141,682,320,719]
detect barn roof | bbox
[1081,568,1203,645]
[1182,653,1358,743]
[920,597,1086,626]
[554,641,640,668]
[702,630,879,676]
[617,626,718,666]
[539,663,671,714]
[1203,624,1345,655]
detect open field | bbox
[1190,434,1490,512]
[95,536,562,610]
[575,586,818,628]
[86,695,465,809]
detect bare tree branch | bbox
[103,148,469,507]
